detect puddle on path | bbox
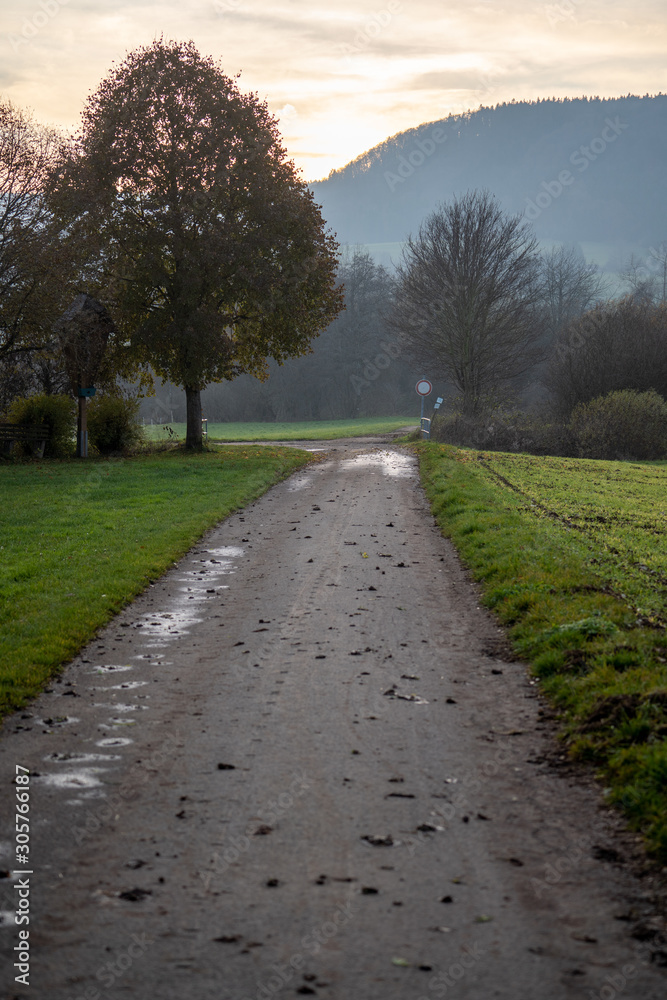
[44,752,121,763]
[35,716,79,727]
[207,546,245,560]
[100,681,149,691]
[138,545,244,644]
[341,450,415,478]
[35,769,107,789]
[22,547,240,808]
[93,703,148,713]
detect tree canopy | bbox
[52,39,343,447]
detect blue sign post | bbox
[76,387,96,458]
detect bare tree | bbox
[620,252,659,303]
[0,101,65,365]
[537,244,607,339]
[389,191,544,415]
[545,296,667,414]
[648,243,667,303]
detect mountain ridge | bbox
[310,95,667,262]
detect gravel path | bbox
[1,439,666,1000]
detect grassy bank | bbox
[417,443,667,860]
[0,445,311,717]
[144,416,416,442]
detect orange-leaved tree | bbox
[52,39,343,448]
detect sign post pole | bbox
[415,378,433,439]
[77,387,96,458]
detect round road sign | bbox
[415,379,432,396]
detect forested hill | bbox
[310,96,667,250]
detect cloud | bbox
[276,103,298,120]
[1,0,666,178]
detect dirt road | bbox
[1,440,666,1000]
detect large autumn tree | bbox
[52,39,342,448]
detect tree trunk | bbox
[185,385,203,450]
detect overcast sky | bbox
[1,0,666,180]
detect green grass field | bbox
[0,446,311,716]
[418,443,667,860]
[143,416,416,442]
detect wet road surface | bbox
[1,440,666,999]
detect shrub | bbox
[86,393,143,454]
[431,408,574,456]
[568,389,667,460]
[6,393,76,457]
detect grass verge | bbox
[0,445,311,718]
[144,417,417,442]
[417,443,667,861]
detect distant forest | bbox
[142,96,667,424]
[311,95,667,252]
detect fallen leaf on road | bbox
[361,834,394,847]
[475,915,493,923]
[118,888,152,902]
[392,957,411,967]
